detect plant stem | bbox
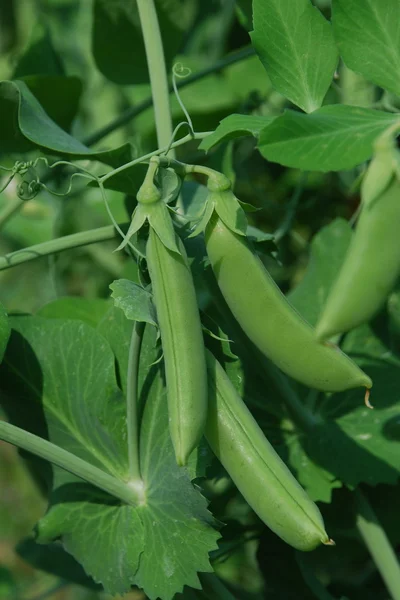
[83,46,254,147]
[127,321,145,481]
[0,196,25,228]
[355,487,400,600]
[0,223,127,272]
[0,421,140,505]
[136,0,174,150]
[99,131,211,185]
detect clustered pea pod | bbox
[205,350,331,551]
[203,186,372,393]
[146,226,208,466]
[316,143,400,341]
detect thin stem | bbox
[0,223,128,272]
[274,172,308,242]
[127,322,145,481]
[0,196,25,228]
[0,421,140,505]
[26,581,69,600]
[99,131,212,185]
[83,46,254,147]
[355,487,400,600]
[136,0,174,151]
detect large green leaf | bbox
[200,114,275,152]
[332,0,400,98]
[258,105,400,171]
[92,0,196,85]
[250,0,338,113]
[0,317,219,599]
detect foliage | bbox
[0,1,399,599]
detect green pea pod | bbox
[316,151,400,341]
[205,213,372,393]
[147,227,208,466]
[205,351,331,551]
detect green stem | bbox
[100,131,211,185]
[355,487,400,600]
[83,46,254,147]
[0,421,140,505]
[0,196,25,228]
[136,0,174,150]
[0,223,127,272]
[127,321,145,481]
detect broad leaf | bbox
[251,0,338,113]
[110,279,157,326]
[333,0,400,98]
[289,218,352,326]
[0,317,219,599]
[38,297,110,327]
[200,114,274,152]
[258,105,400,171]
[12,23,65,78]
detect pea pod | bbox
[204,212,372,393]
[316,147,400,341]
[205,351,330,551]
[147,227,208,466]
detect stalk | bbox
[126,321,145,481]
[0,421,141,505]
[355,488,400,600]
[0,224,126,272]
[136,0,174,150]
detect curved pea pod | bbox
[316,150,400,341]
[146,227,208,466]
[205,351,330,551]
[204,213,372,393]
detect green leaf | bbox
[17,538,101,590]
[0,79,145,175]
[250,0,338,113]
[289,218,353,326]
[332,0,400,98]
[110,279,157,326]
[38,297,111,327]
[92,0,195,85]
[0,77,83,154]
[258,105,400,172]
[12,23,65,78]
[0,302,10,363]
[0,317,219,599]
[200,114,274,152]
[306,325,400,487]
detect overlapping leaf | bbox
[258,105,400,171]
[333,0,400,98]
[0,315,219,598]
[251,0,338,112]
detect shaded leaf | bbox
[12,23,64,78]
[289,218,352,326]
[333,0,400,98]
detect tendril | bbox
[172,63,194,136]
[98,181,140,258]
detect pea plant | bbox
[1,0,400,599]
